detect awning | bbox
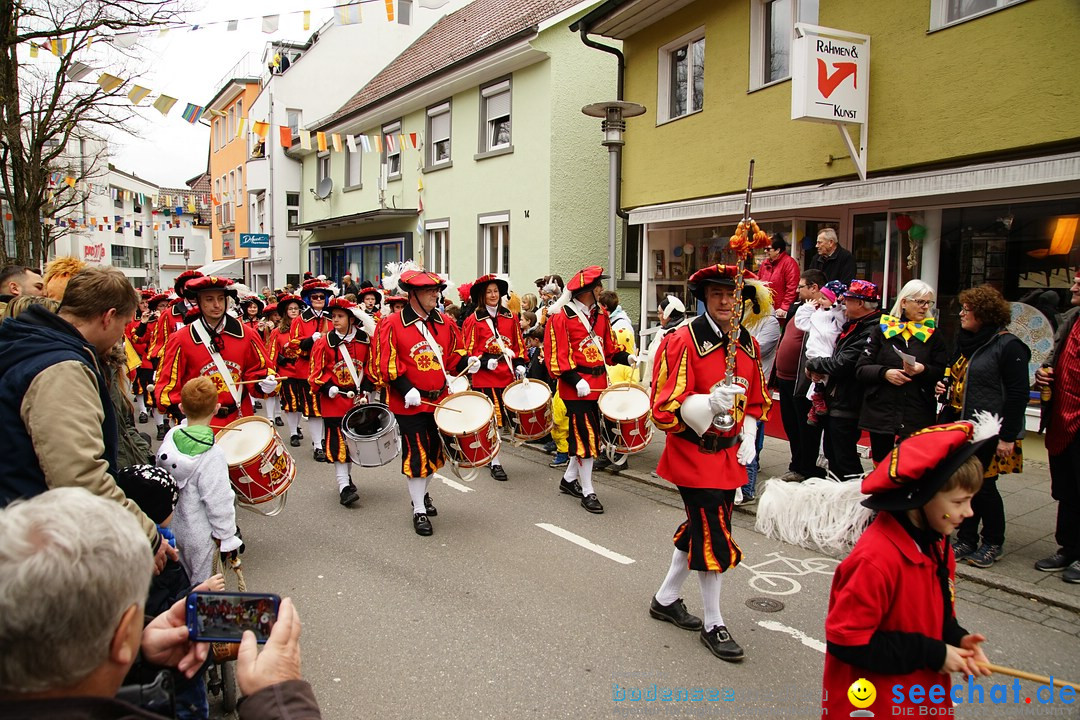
[629,151,1080,226]
[296,208,418,232]
[196,257,245,278]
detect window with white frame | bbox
[426,102,451,168]
[170,236,184,254]
[227,106,235,139]
[317,152,330,184]
[287,192,299,230]
[480,80,511,153]
[930,0,1025,29]
[658,30,705,123]
[425,221,449,274]
[286,109,301,138]
[346,137,362,188]
[749,0,818,90]
[479,214,509,275]
[214,118,223,150]
[236,99,243,138]
[222,233,233,257]
[382,120,401,179]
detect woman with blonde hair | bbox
[3,294,59,319]
[42,256,87,301]
[856,279,949,463]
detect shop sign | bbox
[791,24,870,125]
[84,243,106,263]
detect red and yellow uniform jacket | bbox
[126,317,152,369]
[544,300,622,401]
[270,324,306,380]
[288,306,332,380]
[148,300,189,363]
[461,306,525,389]
[155,314,270,430]
[309,330,371,418]
[650,316,769,489]
[375,305,466,415]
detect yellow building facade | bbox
[206,79,261,269]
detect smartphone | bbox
[186,591,280,644]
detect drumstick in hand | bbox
[420,400,461,412]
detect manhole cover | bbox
[746,597,784,613]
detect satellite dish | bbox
[314,177,333,200]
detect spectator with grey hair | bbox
[809,228,856,286]
[0,487,322,718]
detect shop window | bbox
[930,0,1026,30]
[658,30,704,123]
[623,224,641,280]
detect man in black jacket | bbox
[809,228,856,286]
[804,279,881,478]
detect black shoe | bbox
[649,597,703,631]
[313,448,327,463]
[423,493,437,516]
[593,457,612,472]
[138,412,148,424]
[413,513,433,536]
[339,484,359,506]
[1063,560,1080,584]
[490,464,508,481]
[581,493,604,514]
[1035,550,1076,572]
[700,625,745,662]
[290,434,301,447]
[254,401,263,410]
[559,478,583,498]
[156,423,167,442]
[297,428,304,440]
[275,417,284,427]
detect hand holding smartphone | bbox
[186,591,280,644]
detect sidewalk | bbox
[520,431,1080,613]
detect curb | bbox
[515,442,1080,614]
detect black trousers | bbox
[776,378,800,473]
[1049,437,1080,557]
[825,415,864,479]
[958,475,1005,547]
[794,394,828,478]
[869,432,899,465]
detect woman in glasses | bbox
[856,279,949,463]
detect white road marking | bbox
[756,619,826,654]
[535,523,635,565]
[434,473,474,493]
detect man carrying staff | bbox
[648,264,769,662]
[461,274,528,481]
[155,276,274,431]
[373,268,470,536]
[148,269,203,440]
[290,279,334,461]
[544,265,634,514]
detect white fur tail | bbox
[755,474,872,557]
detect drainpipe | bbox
[577,26,629,222]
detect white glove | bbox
[709,383,745,415]
[146,383,155,394]
[466,356,481,374]
[258,376,278,393]
[486,358,499,371]
[737,418,758,466]
[311,331,322,341]
[627,354,639,366]
[515,365,527,379]
[328,385,340,399]
[404,387,421,408]
[575,378,591,398]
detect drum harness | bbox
[484,314,520,381]
[417,319,459,398]
[336,332,363,397]
[191,319,244,415]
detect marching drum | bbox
[501,379,553,442]
[217,416,295,516]
[342,403,401,468]
[598,382,654,457]
[434,391,500,480]
[447,375,470,395]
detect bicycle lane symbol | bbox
[739,552,840,596]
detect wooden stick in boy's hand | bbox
[976,662,1079,690]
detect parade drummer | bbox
[372,268,470,536]
[147,270,203,440]
[309,297,376,507]
[238,295,265,335]
[358,281,382,320]
[544,265,634,515]
[126,290,156,424]
[461,273,528,482]
[290,279,335,462]
[647,264,769,662]
[270,294,308,447]
[154,276,274,431]
[255,300,284,428]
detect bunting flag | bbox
[385,0,394,21]
[304,10,311,30]
[65,176,76,188]
[96,73,124,92]
[181,103,204,124]
[112,32,139,49]
[153,94,177,116]
[336,3,362,25]
[409,132,418,148]
[299,129,311,150]
[346,135,357,153]
[262,15,280,33]
[359,135,371,152]
[236,117,246,138]
[66,61,93,81]
[316,131,328,152]
[128,85,151,105]
[331,133,343,152]
[227,20,238,31]
[373,134,382,153]
[279,125,292,147]
[252,121,269,139]
[207,109,226,118]
[29,43,38,58]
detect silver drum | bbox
[342,403,401,468]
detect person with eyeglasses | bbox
[856,279,949,463]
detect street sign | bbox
[239,233,270,248]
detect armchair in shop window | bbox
[1025,216,1078,286]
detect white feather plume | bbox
[350,305,377,339]
[755,473,873,557]
[547,287,572,317]
[970,411,1002,443]
[439,273,457,302]
[381,260,419,294]
[661,294,685,320]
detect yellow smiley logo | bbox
[847,678,876,709]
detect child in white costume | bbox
[794,280,847,421]
[157,376,243,584]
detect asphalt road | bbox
[205,424,1079,720]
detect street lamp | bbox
[182,247,191,271]
[582,100,646,281]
